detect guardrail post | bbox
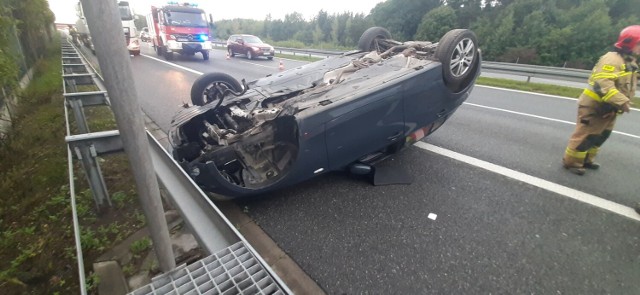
[73,143,112,210]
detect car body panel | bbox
[171,33,481,199]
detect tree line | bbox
[213,0,640,69]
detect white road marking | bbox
[463,102,640,139]
[239,60,278,69]
[428,213,437,220]
[414,141,640,222]
[476,85,640,112]
[140,54,204,75]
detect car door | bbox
[325,83,404,169]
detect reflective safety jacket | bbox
[580,51,638,110]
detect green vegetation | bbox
[0,38,147,294]
[130,238,152,255]
[213,0,640,69]
[477,77,640,106]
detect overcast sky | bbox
[48,0,384,24]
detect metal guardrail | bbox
[213,41,640,87]
[63,38,292,295]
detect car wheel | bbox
[131,50,140,56]
[357,27,392,52]
[435,29,478,91]
[202,51,209,60]
[267,56,273,60]
[246,50,253,60]
[228,48,235,57]
[164,50,174,60]
[190,72,243,106]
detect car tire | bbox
[164,50,174,61]
[434,29,478,91]
[190,72,243,106]
[246,50,253,60]
[357,27,392,52]
[131,50,140,56]
[267,56,273,60]
[202,51,209,60]
[228,48,235,57]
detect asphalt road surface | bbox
[127,43,640,293]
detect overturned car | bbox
[169,27,481,199]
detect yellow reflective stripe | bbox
[591,73,619,80]
[587,147,599,154]
[601,89,619,102]
[592,71,633,80]
[565,148,587,159]
[583,89,602,102]
[602,65,616,72]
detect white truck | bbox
[75,1,141,56]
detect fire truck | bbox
[147,2,212,60]
[75,1,141,56]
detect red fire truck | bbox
[147,2,212,60]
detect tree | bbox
[414,5,456,41]
[369,0,440,40]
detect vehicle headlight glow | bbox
[200,35,208,41]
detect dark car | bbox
[226,34,275,60]
[170,27,481,199]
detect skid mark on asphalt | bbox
[415,142,640,222]
[464,102,640,139]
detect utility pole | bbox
[79,0,175,272]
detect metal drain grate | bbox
[130,241,285,295]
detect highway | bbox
[127,43,640,293]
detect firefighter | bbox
[562,25,639,175]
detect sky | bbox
[47,0,384,24]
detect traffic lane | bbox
[138,42,309,82]
[468,86,640,137]
[130,55,198,131]
[240,146,640,293]
[426,105,640,206]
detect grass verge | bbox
[0,36,147,294]
[473,77,640,106]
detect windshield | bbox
[118,4,133,21]
[165,11,208,27]
[243,36,263,44]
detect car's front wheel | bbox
[435,29,478,91]
[228,47,235,57]
[202,51,209,60]
[190,72,243,106]
[246,50,253,60]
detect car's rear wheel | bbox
[357,27,392,52]
[190,72,243,106]
[434,29,478,91]
[202,51,209,60]
[267,56,273,60]
[246,50,253,60]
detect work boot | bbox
[635,202,640,215]
[583,162,600,170]
[563,164,585,175]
